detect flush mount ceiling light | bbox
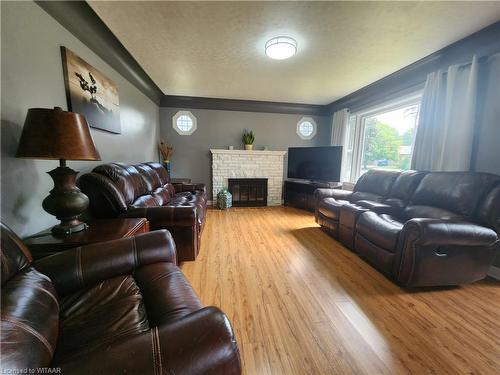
[265,36,297,60]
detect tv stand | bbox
[284,179,342,212]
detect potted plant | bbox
[242,129,255,150]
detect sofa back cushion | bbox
[384,170,427,209]
[1,223,32,285]
[134,163,163,192]
[147,162,170,185]
[351,169,400,203]
[92,163,148,206]
[1,223,59,369]
[405,172,500,220]
[475,182,500,233]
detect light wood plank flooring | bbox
[181,207,500,375]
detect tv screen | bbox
[287,146,342,182]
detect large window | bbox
[344,94,421,182]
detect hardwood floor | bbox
[181,206,500,375]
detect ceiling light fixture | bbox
[265,36,297,60]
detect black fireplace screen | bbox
[228,178,268,207]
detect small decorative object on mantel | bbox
[242,129,255,150]
[158,139,173,175]
[16,107,101,235]
[61,47,120,134]
[217,188,232,210]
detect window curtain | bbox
[331,108,351,182]
[411,56,479,171]
[330,108,349,146]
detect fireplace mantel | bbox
[210,149,287,156]
[210,149,287,206]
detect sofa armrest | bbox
[123,205,198,227]
[34,230,177,296]
[58,307,241,375]
[400,218,499,247]
[314,188,352,211]
[173,182,207,194]
[394,219,499,286]
[356,200,402,215]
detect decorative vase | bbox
[244,144,253,151]
[217,188,232,210]
[162,160,171,176]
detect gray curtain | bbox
[330,108,349,146]
[412,56,479,171]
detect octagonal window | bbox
[173,111,197,135]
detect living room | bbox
[1,1,499,374]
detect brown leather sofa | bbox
[1,222,241,374]
[78,162,207,262]
[315,170,500,287]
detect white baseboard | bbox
[487,266,500,280]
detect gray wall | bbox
[1,1,160,236]
[160,108,331,199]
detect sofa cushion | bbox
[1,268,59,369]
[92,163,148,206]
[318,197,350,220]
[410,172,500,218]
[353,169,400,196]
[475,182,500,234]
[351,191,384,204]
[147,162,170,184]
[55,275,149,362]
[357,212,404,253]
[134,163,163,192]
[152,187,172,206]
[403,205,464,221]
[134,263,202,326]
[384,170,427,208]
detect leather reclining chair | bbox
[78,162,207,262]
[0,223,241,374]
[315,170,500,287]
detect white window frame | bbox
[346,92,422,183]
[296,117,317,140]
[173,110,197,135]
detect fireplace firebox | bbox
[228,178,268,207]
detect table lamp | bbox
[16,107,101,235]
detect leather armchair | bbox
[1,222,241,374]
[78,162,208,262]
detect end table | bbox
[24,218,149,260]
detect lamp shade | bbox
[16,107,101,161]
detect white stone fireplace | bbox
[210,149,287,206]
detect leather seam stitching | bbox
[150,329,156,373]
[1,316,54,356]
[30,285,60,310]
[132,237,138,271]
[77,247,84,288]
[154,327,162,375]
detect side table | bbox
[24,218,149,260]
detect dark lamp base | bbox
[51,221,88,236]
[42,161,91,236]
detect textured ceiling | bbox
[88,1,500,105]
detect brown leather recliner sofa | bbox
[0,222,241,374]
[78,162,207,262]
[315,170,500,287]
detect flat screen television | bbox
[287,146,342,182]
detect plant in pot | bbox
[242,129,255,150]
